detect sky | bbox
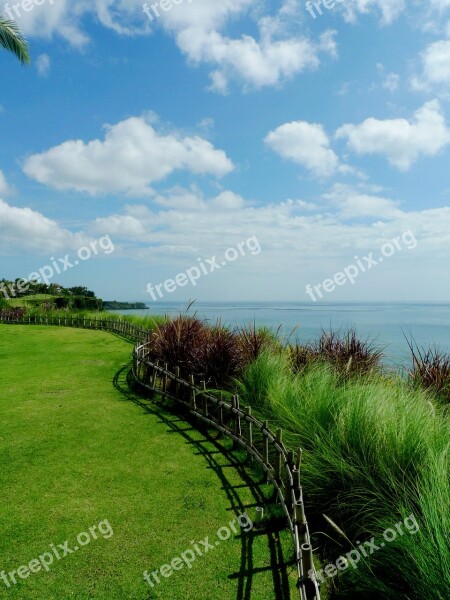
[1,0,450,303]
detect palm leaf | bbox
[0,16,30,64]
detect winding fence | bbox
[1,313,321,600]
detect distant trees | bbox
[0,16,30,64]
[0,279,97,300]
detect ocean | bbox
[116,302,450,368]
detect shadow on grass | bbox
[113,363,296,600]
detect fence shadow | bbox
[113,363,296,600]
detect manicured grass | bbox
[237,352,450,599]
[0,326,297,599]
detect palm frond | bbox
[0,16,30,64]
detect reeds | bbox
[288,328,383,376]
[407,339,450,405]
[145,316,271,387]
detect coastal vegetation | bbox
[1,305,448,599]
[102,300,148,310]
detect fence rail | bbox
[0,314,321,600]
[133,342,321,600]
[0,313,148,344]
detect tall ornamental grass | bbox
[237,352,450,599]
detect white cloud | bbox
[7,0,337,92]
[0,199,87,253]
[23,115,234,196]
[0,171,12,196]
[211,190,246,211]
[6,0,90,48]
[323,183,403,219]
[265,121,341,177]
[335,100,450,170]
[164,0,338,93]
[89,186,450,274]
[341,0,407,25]
[36,54,51,77]
[412,39,450,90]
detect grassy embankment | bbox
[237,353,449,599]
[0,325,298,599]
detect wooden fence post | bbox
[263,420,270,478]
[201,381,208,417]
[163,363,169,394]
[275,429,283,483]
[190,375,196,410]
[218,393,224,427]
[151,361,158,389]
[175,366,180,397]
[245,406,253,449]
[295,500,307,544]
[234,395,241,438]
[300,543,315,599]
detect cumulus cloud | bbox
[7,0,337,92]
[23,115,234,196]
[0,199,87,253]
[335,100,450,170]
[412,39,450,90]
[162,1,338,93]
[265,121,342,177]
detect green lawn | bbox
[0,325,297,599]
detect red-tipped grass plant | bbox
[407,339,450,405]
[288,328,383,377]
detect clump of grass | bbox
[316,328,383,375]
[145,317,277,387]
[407,339,450,405]
[288,328,383,377]
[146,315,207,379]
[287,343,318,373]
[236,353,449,599]
[237,323,277,364]
[199,323,245,388]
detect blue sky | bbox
[1,0,450,302]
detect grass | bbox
[407,339,450,405]
[145,315,277,388]
[0,325,298,599]
[236,352,450,599]
[4,294,55,307]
